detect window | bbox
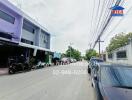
[90,59,104,63]
[44,35,48,43]
[0,32,12,39]
[101,67,119,86]
[0,10,15,24]
[21,38,33,45]
[101,66,132,87]
[108,53,113,59]
[116,51,127,59]
[41,31,48,43]
[23,24,35,34]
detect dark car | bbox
[88,58,104,74]
[91,63,132,100]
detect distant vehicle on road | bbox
[88,58,104,74]
[73,59,77,62]
[91,63,132,100]
[61,57,70,65]
[69,58,77,63]
[32,61,46,69]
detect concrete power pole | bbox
[97,36,104,57]
[69,43,73,59]
[88,43,92,50]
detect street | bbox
[0,0,132,100]
[0,61,96,100]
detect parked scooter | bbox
[8,56,31,74]
[9,63,31,74]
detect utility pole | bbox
[70,47,71,59]
[69,43,73,60]
[88,43,92,50]
[97,36,104,57]
[99,37,101,56]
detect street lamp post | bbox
[97,37,104,58]
[69,43,73,60]
[70,47,71,59]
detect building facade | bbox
[0,0,52,67]
[106,40,132,65]
[0,0,23,43]
[0,0,51,50]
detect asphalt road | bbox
[0,61,96,100]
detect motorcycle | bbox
[8,57,32,74]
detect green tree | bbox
[106,32,132,53]
[85,49,98,60]
[65,46,81,60]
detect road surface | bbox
[0,61,96,100]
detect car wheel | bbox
[88,67,91,74]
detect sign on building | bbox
[111,5,124,16]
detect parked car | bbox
[91,63,132,100]
[33,61,46,69]
[72,58,77,63]
[69,58,75,63]
[88,58,104,74]
[73,59,77,62]
[61,57,70,65]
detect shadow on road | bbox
[0,68,8,76]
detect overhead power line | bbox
[95,0,115,39]
[88,0,96,44]
[93,0,114,45]
[90,0,114,48]
[103,1,132,41]
[89,0,101,43]
[92,0,123,49]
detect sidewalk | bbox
[0,68,8,75]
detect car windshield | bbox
[101,66,132,87]
[91,59,104,63]
[96,59,104,62]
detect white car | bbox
[61,58,70,65]
[34,61,46,69]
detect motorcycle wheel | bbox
[9,68,15,74]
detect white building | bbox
[106,39,132,65]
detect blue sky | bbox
[9,0,132,55]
